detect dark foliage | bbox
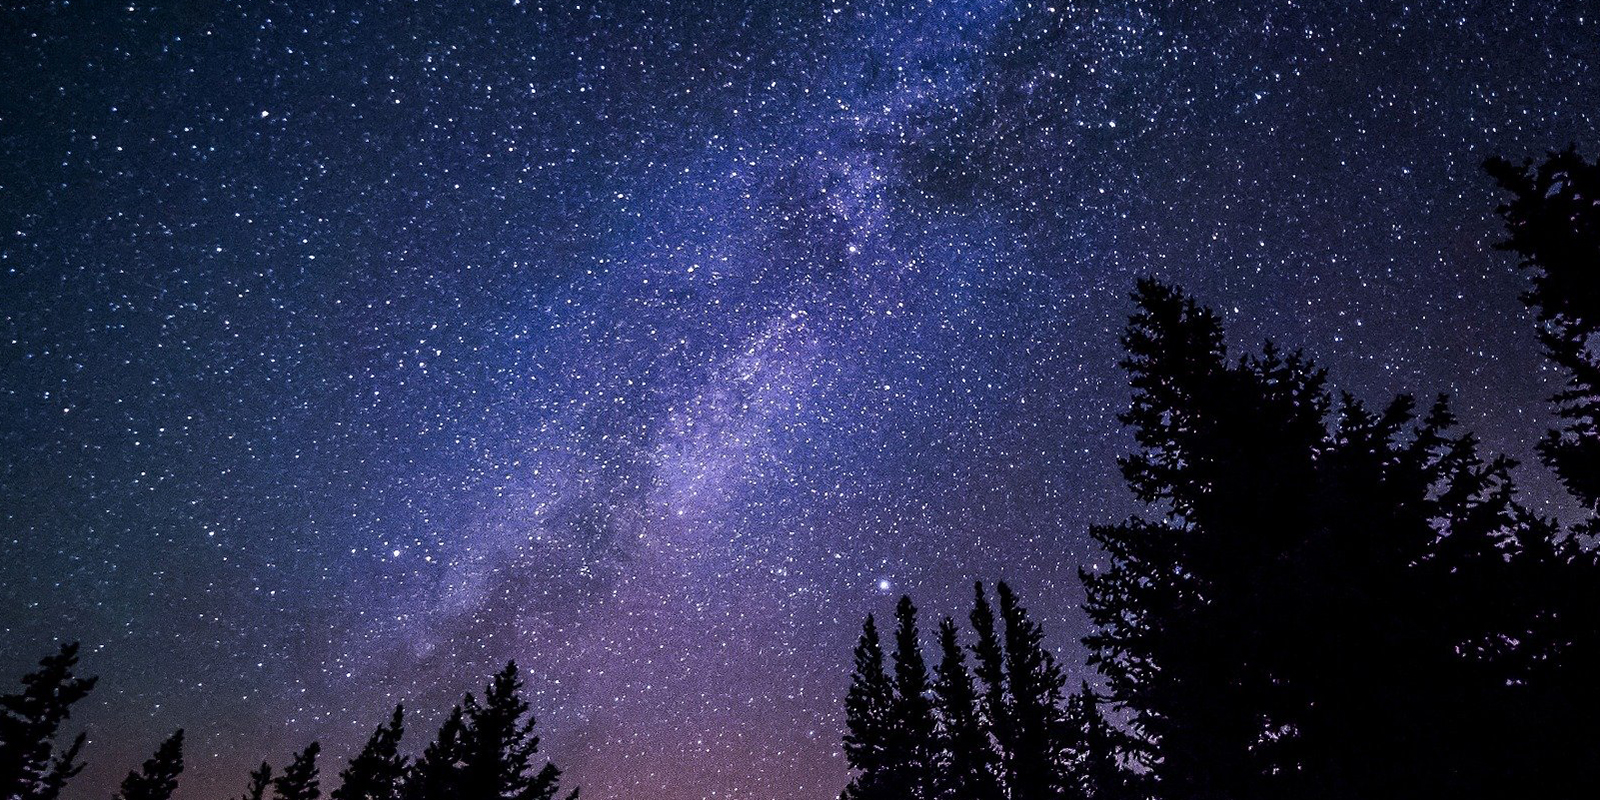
[1084,276,1598,798]
[332,706,407,800]
[1486,147,1600,515]
[273,743,321,800]
[930,616,1001,800]
[112,730,183,800]
[402,706,467,800]
[239,763,274,800]
[1062,686,1135,800]
[996,584,1070,800]
[402,663,573,800]
[841,615,897,800]
[889,597,939,800]
[460,663,567,800]
[0,643,97,800]
[838,151,1600,797]
[842,586,1132,800]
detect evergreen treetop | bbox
[112,730,184,800]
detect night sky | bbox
[2,2,1596,798]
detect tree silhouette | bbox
[112,730,184,800]
[1485,147,1600,796]
[966,583,1010,781]
[844,586,1134,800]
[1083,277,1589,798]
[1063,685,1134,800]
[841,615,896,800]
[1486,147,1600,516]
[460,662,569,800]
[888,597,938,800]
[273,743,320,800]
[403,706,466,800]
[0,643,97,800]
[930,617,1001,800]
[995,583,1070,800]
[1081,279,1265,799]
[332,706,406,800]
[240,763,273,800]
[0,651,579,800]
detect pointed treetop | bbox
[113,729,185,800]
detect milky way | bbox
[2,2,1596,798]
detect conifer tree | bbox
[332,706,406,800]
[273,743,320,800]
[461,662,568,800]
[240,763,273,800]
[1483,148,1600,796]
[403,706,466,800]
[996,583,1070,800]
[966,583,1010,775]
[1486,148,1600,515]
[1084,278,1563,798]
[0,643,98,800]
[1063,686,1133,800]
[931,616,1001,800]
[112,730,184,800]
[888,596,939,800]
[842,615,896,800]
[1084,280,1355,798]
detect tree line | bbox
[839,150,1600,800]
[0,649,575,800]
[5,148,1599,800]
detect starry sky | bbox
[1,2,1596,798]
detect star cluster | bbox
[2,2,1596,798]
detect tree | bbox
[240,763,273,800]
[888,596,939,800]
[996,583,1071,800]
[403,706,466,800]
[847,586,1133,800]
[931,616,1001,800]
[966,582,1010,778]
[112,730,184,800]
[841,615,896,800]
[273,743,321,800]
[1484,148,1600,796]
[1082,279,1274,800]
[332,706,406,800]
[1486,148,1600,515]
[0,643,98,800]
[1063,685,1133,800]
[460,662,568,800]
[1083,278,1575,798]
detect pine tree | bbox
[240,763,273,800]
[332,706,406,800]
[1483,148,1600,796]
[1083,279,1561,798]
[1485,148,1600,515]
[461,662,567,800]
[966,582,1010,778]
[273,743,320,800]
[842,614,896,800]
[996,583,1070,800]
[931,616,1001,800]
[888,596,939,800]
[1063,686,1133,800]
[1084,280,1341,799]
[0,643,98,800]
[403,706,466,800]
[112,730,184,800]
